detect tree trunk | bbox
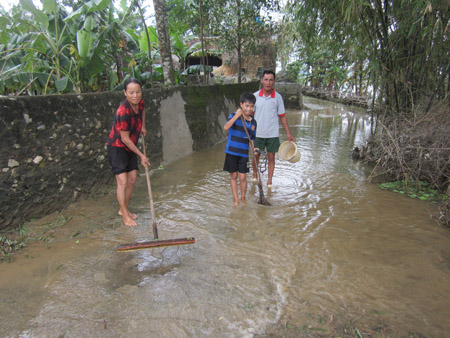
[199,0,207,85]
[135,0,153,85]
[153,0,175,84]
[237,1,242,84]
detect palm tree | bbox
[152,0,175,84]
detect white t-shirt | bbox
[253,89,285,138]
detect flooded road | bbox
[1,97,450,337]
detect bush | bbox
[365,98,450,227]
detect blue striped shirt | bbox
[224,112,257,158]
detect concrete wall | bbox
[0,82,258,230]
[275,82,303,110]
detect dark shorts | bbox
[107,146,138,175]
[254,137,280,154]
[223,153,249,174]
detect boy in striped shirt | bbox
[223,93,258,206]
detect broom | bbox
[240,116,271,206]
[117,139,195,252]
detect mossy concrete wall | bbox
[0,82,258,230]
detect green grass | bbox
[0,235,27,262]
[379,180,445,202]
[1,214,72,262]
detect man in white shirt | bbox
[252,70,295,187]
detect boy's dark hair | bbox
[240,92,256,104]
[261,69,276,79]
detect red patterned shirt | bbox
[107,99,144,150]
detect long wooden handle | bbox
[142,138,158,239]
[240,116,270,206]
[240,116,261,183]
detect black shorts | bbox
[107,146,138,175]
[223,153,249,174]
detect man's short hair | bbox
[261,70,276,79]
[240,92,256,104]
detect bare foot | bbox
[122,215,137,227]
[241,199,247,205]
[119,210,137,219]
[233,200,239,207]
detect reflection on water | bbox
[1,97,450,337]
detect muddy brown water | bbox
[1,97,450,337]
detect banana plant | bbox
[65,0,112,68]
[138,26,158,58]
[64,0,118,92]
[0,0,77,94]
[76,15,95,66]
[1,0,117,94]
[171,35,200,72]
